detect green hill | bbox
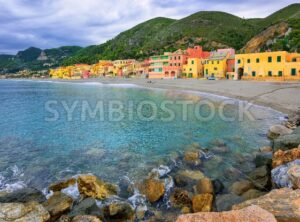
[0,3,299,74]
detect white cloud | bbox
[0,0,298,54]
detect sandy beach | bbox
[47,78,300,116]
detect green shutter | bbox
[247,59,251,63]
[268,57,272,63]
[277,56,281,62]
[252,71,256,77]
[291,68,296,76]
[268,71,272,76]
[278,71,283,77]
[256,58,260,63]
[238,59,241,64]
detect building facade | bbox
[235,51,300,80]
[148,53,171,79]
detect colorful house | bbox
[204,48,235,79]
[235,51,300,81]
[148,53,171,79]
[91,60,114,77]
[163,49,188,78]
[113,59,136,76]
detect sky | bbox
[0,0,298,54]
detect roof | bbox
[209,52,227,60]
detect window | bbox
[278,71,283,77]
[268,71,272,76]
[247,59,251,63]
[174,57,176,60]
[217,61,219,64]
[238,59,241,64]
[256,58,260,63]
[252,71,256,77]
[291,68,296,76]
[178,56,181,60]
[214,67,217,71]
[292,58,297,62]
[212,61,214,65]
[277,56,281,62]
[189,68,192,71]
[268,57,272,63]
[206,69,208,74]
[191,60,194,65]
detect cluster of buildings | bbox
[50,46,300,81]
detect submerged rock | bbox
[170,188,192,208]
[273,128,300,152]
[195,178,214,194]
[139,178,165,203]
[272,147,300,168]
[0,201,50,222]
[267,125,293,140]
[177,170,205,181]
[249,165,271,191]
[49,178,76,192]
[233,188,300,222]
[43,192,73,221]
[68,198,102,218]
[259,146,272,153]
[212,179,224,195]
[102,201,134,221]
[184,150,201,166]
[72,215,102,222]
[241,189,267,200]
[77,174,118,200]
[0,187,46,203]
[192,194,213,213]
[230,180,254,196]
[176,205,276,222]
[254,152,272,168]
[215,194,244,212]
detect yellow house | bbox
[182,58,203,78]
[236,51,300,81]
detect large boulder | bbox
[43,192,73,221]
[0,201,50,221]
[174,170,205,187]
[0,188,46,203]
[192,194,213,213]
[195,178,214,194]
[102,201,134,221]
[68,198,102,218]
[241,189,267,200]
[49,178,76,192]
[229,180,254,195]
[272,159,300,188]
[249,165,271,190]
[215,194,244,212]
[254,152,272,168]
[139,178,165,203]
[272,147,300,168]
[176,205,276,222]
[233,188,300,222]
[267,125,293,140]
[77,174,118,200]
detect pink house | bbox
[82,70,91,79]
[163,49,188,78]
[187,46,210,59]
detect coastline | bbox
[8,78,300,116]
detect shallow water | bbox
[0,80,283,193]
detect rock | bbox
[139,178,165,203]
[181,206,191,214]
[249,165,271,190]
[58,215,71,222]
[233,188,300,222]
[230,180,254,195]
[68,198,101,218]
[176,205,277,222]
[288,164,300,189]
[212,179,224,195]
[0,187,46,203]
[192,194,213,213]
[102,202,134,221]
[241,189,267,200]
[267,124,293,139]
[224,167,242,180]
[43,192,73,221]
[195,178,214,194]
[215,194,244,212]
[174,175,189,187]
[272,147,300,168]
[259,146,272,153]
[184,150,201,166]
[254,152,272,168]
[77,174,118,200]
[72,215,102,222]
[0,201,50,221]
[49,178,76,192]
[273,133,300,152]
[135,205,147,220]
[272,159,300,188]
[170,189,192,208]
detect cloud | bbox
[0,0,298,54]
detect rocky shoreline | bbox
[1,115,300,221]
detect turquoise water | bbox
[0,80,283,192]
